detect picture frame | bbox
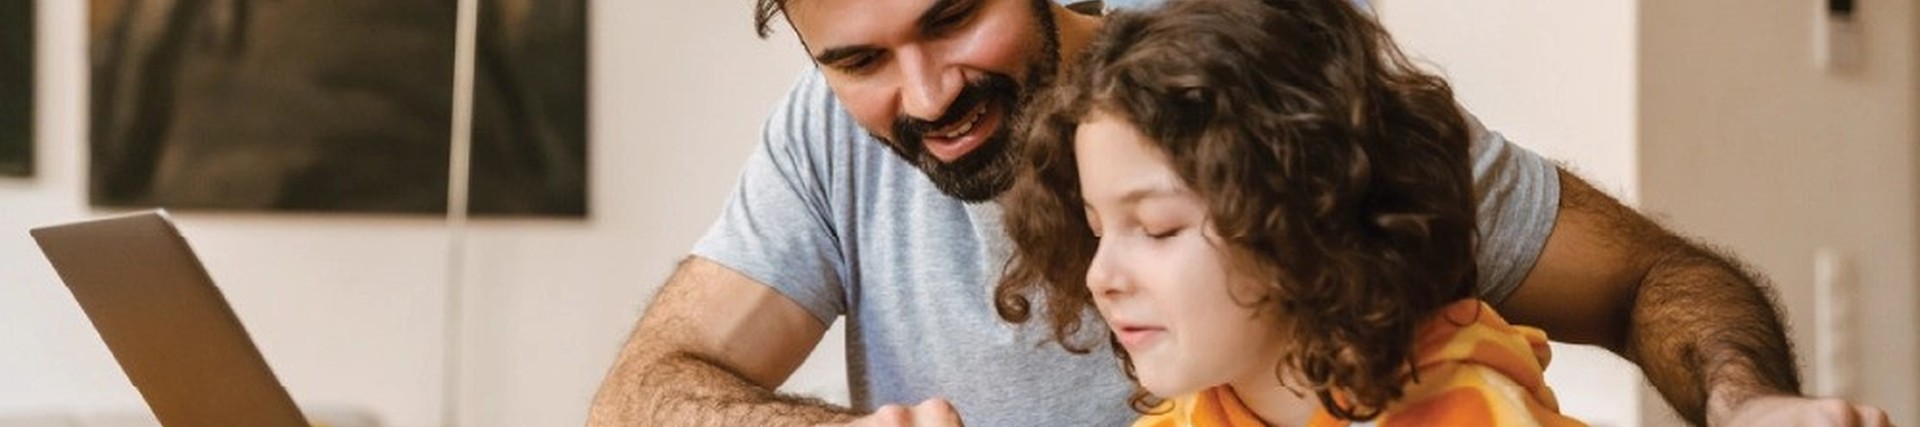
[88,0,587,216]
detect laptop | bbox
[32,210,309,427]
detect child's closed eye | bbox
[1145,227,1184,239]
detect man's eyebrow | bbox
[916,0,971,30]
[813,45,878,64]
[811,0,972,64]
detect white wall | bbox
[1377,2,1646,426]
[1384,1,1920,426]
[0,1,823,426]
[1379,1,1641,198]
[1639,0,1918,425]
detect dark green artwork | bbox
[89,0,586,215]
[1,0,31,177]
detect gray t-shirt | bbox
[691,69,1559,426]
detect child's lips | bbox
[1111,322,1166,350]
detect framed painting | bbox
[1,0,31,177]
[89,0,587,215]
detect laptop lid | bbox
[32,210,308,427]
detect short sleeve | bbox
[1465,111,1561,305]
[690,72,849,324]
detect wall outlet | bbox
[1813,247,1856,398]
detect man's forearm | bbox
[588,350,859,427]
[1545,170,1802,425]
[1627,242,1800,425]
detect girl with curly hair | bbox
[994,0,1586,425]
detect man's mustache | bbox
[892,73,1020,143]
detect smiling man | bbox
[784,0,1070,203]
[585,0,1891,426]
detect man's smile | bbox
[923,98,1000,163]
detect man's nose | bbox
[896,46,960,122]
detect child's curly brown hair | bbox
[994,0,1478,420]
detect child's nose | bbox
[1085,244,1131,298]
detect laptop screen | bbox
[32,211,308,427]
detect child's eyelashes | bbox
[1146,228,1184,240]
[1083,226,1181,240]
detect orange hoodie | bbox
[1132,300,1586,427]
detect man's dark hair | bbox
[754,0,784,37]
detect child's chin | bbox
[1137,371,1201,399]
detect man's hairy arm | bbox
[588,256,860,427]
[1499,169,1799,425]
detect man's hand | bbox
[827,398,966,427]
[1711,394,1894,427]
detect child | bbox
[994,0,1585,425]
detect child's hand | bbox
[831,398,966,427]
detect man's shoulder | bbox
[763,68,882,169]
[769,68,848,132]
[758,68,941,211]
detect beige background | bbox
[0,1,1912,426]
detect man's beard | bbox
[873,0,1061,203]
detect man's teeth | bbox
[932,103,987,139]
